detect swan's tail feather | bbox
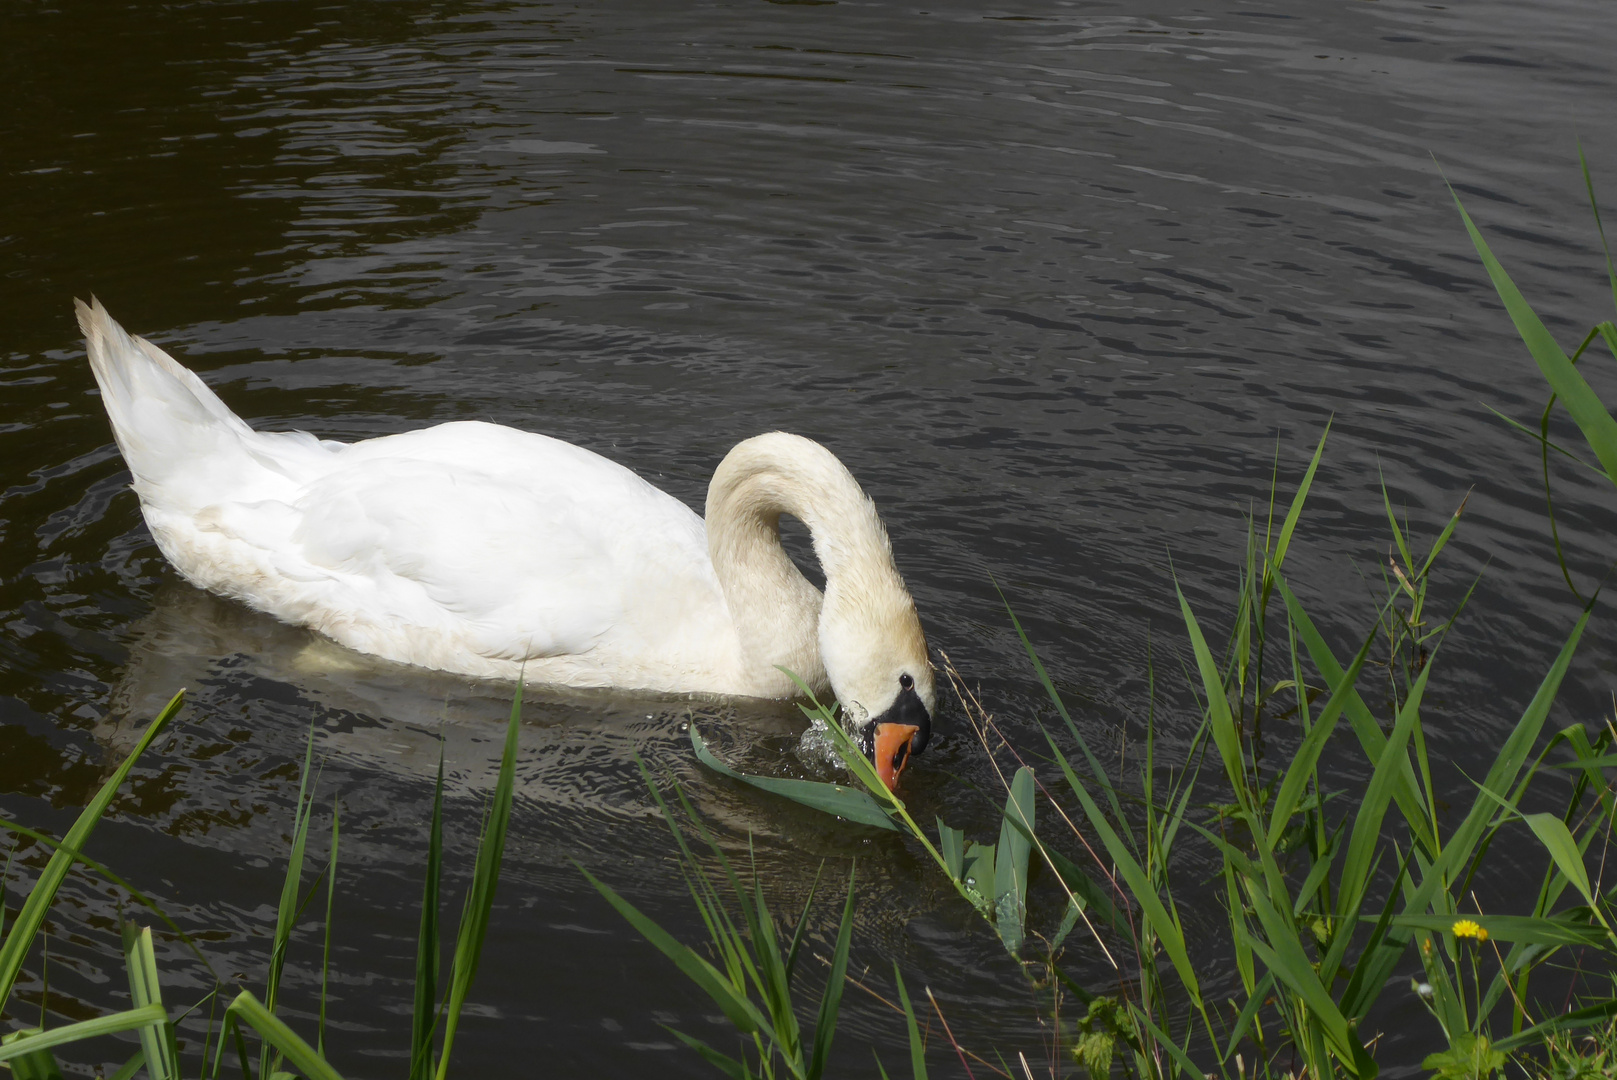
[77,297,307,511]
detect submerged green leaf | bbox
[690,725,899,831]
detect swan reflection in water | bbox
[92,581,965,962]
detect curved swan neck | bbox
[705,433,900,696]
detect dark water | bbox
[4,0,1617,1074]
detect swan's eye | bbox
[899,673,913,690]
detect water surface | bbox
[4,0,1617,1074]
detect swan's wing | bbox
[286,436,718,664]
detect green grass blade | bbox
[1451,180,1617,483]
[807,865,857,1080]
[0,690,183,1012]
[1417,490,1471,579]
[1000,594,1129,825]
[1493,998,1617,1052]
[1521,812,1594,906]
[1338,852,1414,1022]
[690,726,898,831]
[435,683,524,1080]
[1223,973,1276,1062]
[1241,915,1374,1078]
[1389,913,1603,948]
[410,748,446,1080]
[262,724,318,1079]
[1044,730,1202,1008]
[936,820,964,881]
[581,866,771,1037]
[993,766,1035,955]
[319,800,339,1058]
[1380,467,1414,578]
[0,816,220,984]
[1271,419,1331,574]
[1267,625,1376,851]
[893,966,928,1080]
[122,923,178,1080]
[1175,580,1247,804]
[1130,1004,1202,1080]
[0,1005,166,1065]
[745,861,801,1064]
[1335,658,1434,941]
[226,990,345,1080]
[1275,574,1434,850]
[665,1027,754,1080]
[266,726,318,1016]
[1578,142,1617,315]
[783,863,824,986]
[1013,828,1122,932]
[107,1049,145,1080]
[1428,605,1589,890]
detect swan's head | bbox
[819,574,935,792]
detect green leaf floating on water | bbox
[690,725,901,831]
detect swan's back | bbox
[80,300,747,691]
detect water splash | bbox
[794,715,849,772]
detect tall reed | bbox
[0,687,525,1079]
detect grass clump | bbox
[595,158,1617,1080]
[0,687,525,1079]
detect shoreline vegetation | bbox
[6,167,1617,1079]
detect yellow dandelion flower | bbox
[1452,919,1488,942]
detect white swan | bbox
[78,299,935,787]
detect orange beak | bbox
[873,722,921,791]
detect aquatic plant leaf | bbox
[893,965,928,1080]
[264,720,319,1080]
[1494,998,1617,1052]
[0,1006,165,1066]
[962,842,996,916]
[1522,811,1595,907]
[994,766,1035,955]
[1175,582,1248,807]
[1272,419,1331,575]
[581,867,771,1037]
[436,682,524,1080]
[1043,730,1202,1008]
[1128,1004,1202,1080]
[664,1027,751,1080]
[1266,624,1377,852]
[1452,182,1617,485]
[1389,913,1603,948]
[121,923,178,1080]
[936,819,965,881]
[1027,835,1122,933]
[319,800,340,1057]
[1335,654,1433,959]
[0,690,184,1012]
[1051,897,1083,951]
[224,990,346,1080]
[410,749,446,1080]
[1425,606,1589,897]
[1242,891,1377,1078]
[690,726,899,831]
[808,866,857,1080]
[1275,573,1434,851]
[106,1050,145,1080]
